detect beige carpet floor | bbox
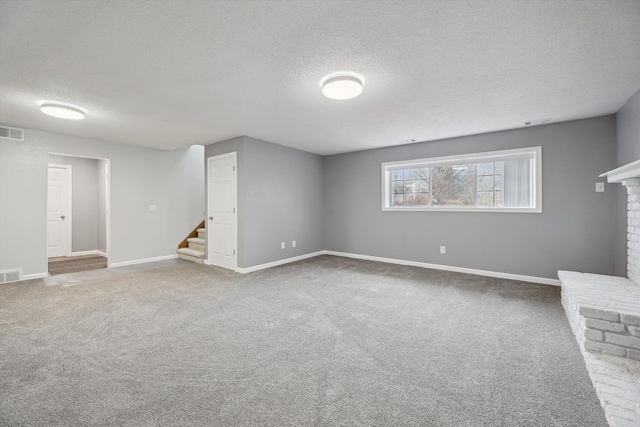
[1,255,606,426]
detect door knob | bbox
[61,215,66,220]
[208,216,213,221]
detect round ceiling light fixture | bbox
[39,101,86,120]
[321,73,363,100]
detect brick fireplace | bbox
[623,178,640,285]
[562,160,640,362]
[557,159,640,427]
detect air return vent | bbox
[0,125,24,141]
[0,269,22,284]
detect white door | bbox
[47,164,72,258]
[207,152,237,270]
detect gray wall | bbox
[323,116,618,279]
[48,154,101,253]
[0,128,204,276]
[616,89,640,166]
[614,89,640,276]
[205,136,324,268]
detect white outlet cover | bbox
[440,246,446,254]
[281,242,285,249]
[292,240,296,247]
[148,204,157,212]
[595,182,604,192]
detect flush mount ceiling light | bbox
[321,73,363,100]
[39,101,86,120]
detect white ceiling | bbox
[1,0,639,156]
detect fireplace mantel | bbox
[600,159,640,183]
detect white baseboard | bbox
[21,272,49,281]
[71,250,107,258]
[110,254,178,268]
[71,250,101,256]
[323,250,561,286]
[229,250,559,285]
[234,251,325,274]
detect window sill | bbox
[381,206,542,213]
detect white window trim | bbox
[381,146,542,213]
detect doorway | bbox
[47,154,110,276]
[206,152,237,270]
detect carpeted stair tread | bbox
[177,247,204,258]
[187,237,205,244]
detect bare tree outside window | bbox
[391,168,429,206]
[431,165,475,205]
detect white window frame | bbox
[381,146,542,213]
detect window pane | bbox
[392,170,403,181]
[404,169,418,179]
[404,180,417,193]
[393,181,405,194]
[415,193,429,206]
[392,194,404,206]
[476,162,494,175]
[416,168,429,180]
[416,179,429,192]
[495,190,501,205]
[494,174,501,190]
[431,165,475,205]
[494,162,503,175]
[404,193,416,206]
[477,191,494,206]
[477,175,494,191]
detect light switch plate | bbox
[595,182,604,193]
[149,204,157,212]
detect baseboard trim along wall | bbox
[11,251,560,285]
[234,251,326,274]
[21,272,49,281]
[71,250,106,257]
[110,254,178,268]
[232,249,559,285]
[323,250,561,286]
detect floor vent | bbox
[0,269,22,284]
[0,125,24,141]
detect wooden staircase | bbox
[177,221,205,264]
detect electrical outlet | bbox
[281,242,285,249]
[292,240,296,248]
[595,182,604,192]
[148,205,157,212]
[440,246,446,254]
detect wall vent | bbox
[0,125,24,141]
[0,269,22,284]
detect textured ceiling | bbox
[1,0,639,155]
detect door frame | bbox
[47,163,73,257]
[205,151,238,270]
[47,153,111,267]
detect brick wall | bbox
[559,271,640,426]
[580,308,640,361]
[626,178,640,285]
[559,271,640,361]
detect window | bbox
[382,146,541,212]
